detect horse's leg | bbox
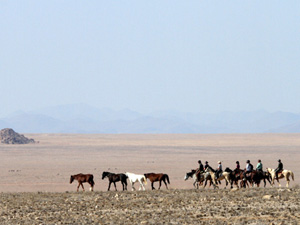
[113,182,117,191]
[88,181,94,191]
[163,179,168,189]
[131,182,136,191]
[77,182,80,192]
[286,175,289,187]
[124,180,128,191]
[193,180,197,189]
[108,181,112,191]
[81,183,85,191]
[138,180,145,191]
[141,180,145,191]
[158,181,162,190]
[151,182,155,190]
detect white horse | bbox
[125,172,147,191]
[184,170,214,189]
[266,168,294,187]
[184,170,202,188]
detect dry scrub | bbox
[0,187,299,224]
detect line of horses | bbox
[184,167,295,189]
[70,172,170,192]
[70,166,294,192]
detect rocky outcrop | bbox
[0,128,35,144]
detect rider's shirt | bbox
[217,164,222,171]
[256,162,263,170]
[246,163,252,172]
[199,163,204,171]
[277,162,283,171]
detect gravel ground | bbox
[0,187,299,224]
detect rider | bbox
[234,161,240,174]
[275,159,283,181]
[204,161,212,171]
[256,159,263,173]
[243,160,253,180]
[215,161,223,179]
[197,160,204,173]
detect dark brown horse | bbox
[249,170,272,187]
[70,173,95,192]
[102,171,128,191]
[225,168,249,188]
[144,173,170,190]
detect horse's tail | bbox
[165,174,170,184]
[290,171,294,181]
[143,176,147,185]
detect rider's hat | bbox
[236,161,239,163]
[246,160,250,163]
[198,160,201,163]
[218,161,221,164]
[205,161,208,164]
[278,159,281,162]
[258,159,261,162]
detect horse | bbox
[266,168,295,187]
[224,168,247,188]
[184,170,213,189]
[125,172,147,191]
[250,170,272,187]
[102,171,128,191]
[70,173,95,192]
[205,167,231,189]
[144,173,170,190]
[184,170,200,188]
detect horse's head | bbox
[102,172,108,180]
[70,175,74,184]
[224,167,232,173]
[184,173,189,180]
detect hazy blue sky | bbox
[1,1,299,115]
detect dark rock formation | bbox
[0,128,35,144]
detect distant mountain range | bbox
[1,104,300,133]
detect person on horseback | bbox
[243,160,253,181]
[275,159,283,181]
[197,160,204,173]
[256,159,263,173]
[215,161,223,179]
[234,161,240,174]
[204,161,213,171]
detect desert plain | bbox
[0,133,299,224]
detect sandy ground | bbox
[0,134,299,192]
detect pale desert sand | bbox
[0,133,299,192]
[1,134,300,224]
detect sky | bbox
[1,1,300,116]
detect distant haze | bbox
[1,2,299,118]
[0,104,300,133]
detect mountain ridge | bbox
[1,104,300,133]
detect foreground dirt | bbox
[1,188,299,224]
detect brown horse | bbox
[144,173,170,190]
[70,173,95,192]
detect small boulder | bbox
[262,195,273,200]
